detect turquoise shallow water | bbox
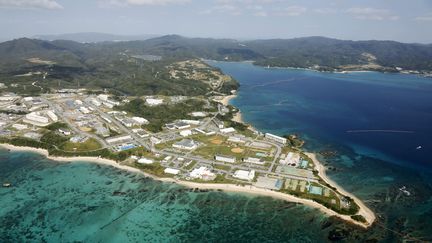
[1,150,342,242]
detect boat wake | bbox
[249,77,306,89]
[346,130,414,134]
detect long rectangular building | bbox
[106,135,132,144]
[215,154,236,163]
[265,133,287,144]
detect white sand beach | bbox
[305,152,376,226]
[219,94,237,106]
[219,95,258,132]
[1,143,374,228]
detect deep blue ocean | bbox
[1,61,432,242]
[210,61,432,170]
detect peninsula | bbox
[0,66,375,227]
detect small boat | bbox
[416,146,422,150]
[399,186,411,196]
[2,183,11,188]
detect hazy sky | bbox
[1,0,432,43]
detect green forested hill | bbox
[246,37,432,71]
[0,35,431,96]
[0,37,237,96]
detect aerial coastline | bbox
[219,94,256,132]
[0,58,377,230]
[0,142,374,228]
[0,90,376,228]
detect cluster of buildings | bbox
[0,90,335,205]
[96,94,121,109]
[109,111,148,128]
[280,152,301,166]
[23,110,58,127]
[0,94,63,140]
[279,152,309,169]
[166,120,200,130]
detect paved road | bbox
[71,96,315,182]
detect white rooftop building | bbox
[12,124,28,131]
[74,100,83,105]
[103,102,114,108]
[179,129,192,137]
[0,95,18,102]
[190,112,207,117]
[97,94,109,101]
[220,127,236,134]
[106,135,132,144]
[79,106,90,114]
[146,98,163,106]
[233,170,255,181]
[23,112,50,127]
[138,158,154,164]
[150,136,162,145]
[181,119,200,125]
[173,139,198,150]
[227,136,246,144]
[132,117,149,125]
[164,168,180,175]
[265,133,287,144]
[279,152,301,166]
[243,157,265,165]
[46,110,58,122]
[189,167,216,180]
[215,154,236,163]
[90,98,101,106]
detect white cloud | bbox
[254,11,267,17]
[415,13,432,21]
[0,0,63,9]
[346,8,399,21]
[200,4,242,16]
[104,0,191,6]
[247,5,263,10]
[276,6,307,16]
[314,8,338,14]
[202,1,306,18]
[216,0,277,3]
[416,16,432,21]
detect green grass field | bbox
[61,138,102,152]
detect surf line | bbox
[346,130,414,134]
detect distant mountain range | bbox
[2,34,432,71]
[33,32,160,43]
[0,35,431,96]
